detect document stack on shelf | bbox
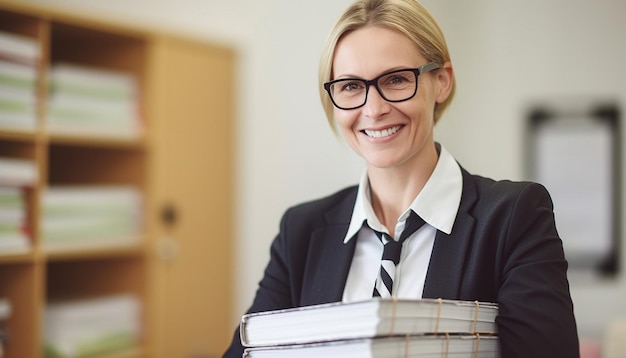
[46,63,142,139]
[0,157,37,254]
[41,185,142,252]
[0,297,11,357]
[0,157,38,187]
[240,298,500,358]
[44,294,141,358]
[0,30,40,132]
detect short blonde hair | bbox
[319,0,455,132]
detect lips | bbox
[363,125,402,138]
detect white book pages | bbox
[0,60,37,92]
[0,31,40,65]
[42,186,142,249]
[0,114,37,131]
[0,233,30,254]
[0,186,25,224]
[0,158,38,187]
[46,63,142,138]
[244,335,499,358]
[48,63,137,100]
[0,86,37,131]
[0,186,22,198]
[44,294,141,358]
[46,96,140,138]
[0,207,26,225]
[43,186,141,208]
[0,298,11,320]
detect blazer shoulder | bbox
[285,185,358,222]
[275,185,357,258]
[462,168,554,211]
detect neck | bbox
[367,144,438,233]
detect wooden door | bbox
[147,35,235,358]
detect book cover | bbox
[240,298,498,347]
[244,334,499,358]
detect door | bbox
[147,36,235,357]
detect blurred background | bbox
[1,0,625,356]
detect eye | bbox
[381,73,413,88]
[338,80,365,93]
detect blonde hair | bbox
[319,0,455,132]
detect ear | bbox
[434,61,454,103]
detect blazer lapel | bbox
[300,189,357,306]
[298,167,480,304]
[422,168,477,299]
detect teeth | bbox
[364,126,401,138]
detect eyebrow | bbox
[333,66,417,80]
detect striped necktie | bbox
[372,211,425,297]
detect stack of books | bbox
[44,294,141,358]
[0,187,30,254]
[0,157,37,254]
[41,185,142,252]
[0,30,40,132]
[240,298,500,357]
[0,297,11,357]
[0,157,38,187]
[46,63,142,139]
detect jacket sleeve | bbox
[495,182,579,357]
[222,209,296,358]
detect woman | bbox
[224,0,579,357]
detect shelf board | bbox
[47,133,146,149]
[0,250,36,264]
[0,128,39,142]
[45,241,145,262]
[92,347,144,358]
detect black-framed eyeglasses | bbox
[323,62,440,110]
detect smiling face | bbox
[331,25,452,171]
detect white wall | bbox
[427,1,626,343]
[24,0,626,345]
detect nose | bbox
[361,84,391,119]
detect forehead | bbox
[333,26,425,78]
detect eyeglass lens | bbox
[328,69,418,110]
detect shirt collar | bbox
[343,144,463,243]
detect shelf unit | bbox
[0,2,235,357]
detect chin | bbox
[364,156,405,169]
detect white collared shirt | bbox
[341,145,463,302]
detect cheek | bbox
[404,90,437,122]
[334,109,357,132]
[395,100,430,124]
[334,111,362,151]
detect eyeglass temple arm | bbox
[420,62,440,73]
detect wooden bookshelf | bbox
[0,2,235,357]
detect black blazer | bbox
[223,167,579,358]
